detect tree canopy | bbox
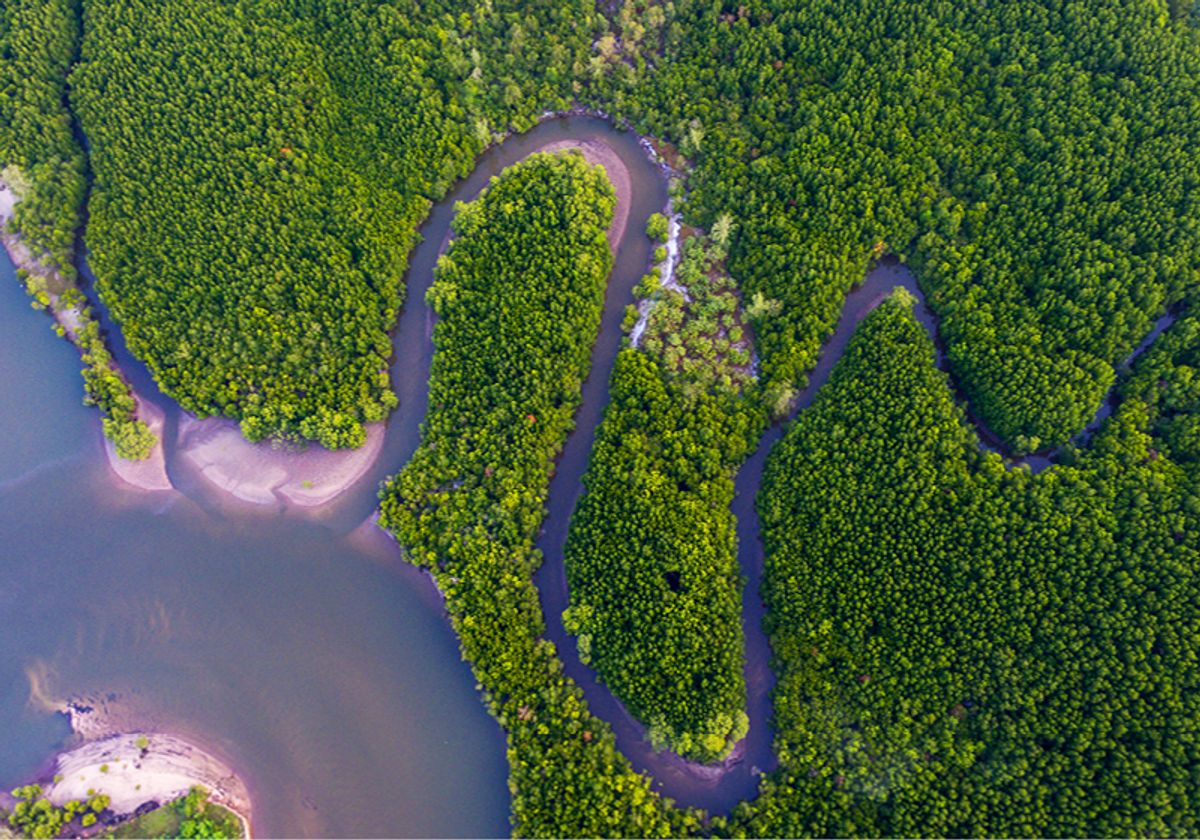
[741,292,1200,836]
[378,153,697,837]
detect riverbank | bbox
[171,132,638,513]
[1,183,172,493]
[41,734,252,838]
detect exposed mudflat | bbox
[174,415,387,509]
[104,397,172,492]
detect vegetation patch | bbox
[742,292,1200,836]
[112,787,243,839]
[379,152,697,836]
[636,216,754,393]
[563,348,755,763]
[0,0,154,460]
[1119,312,1200,465]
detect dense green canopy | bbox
[606,0,1200,451]
[379,153,696,837]
[564,348,755,763]
[744,293,1200,836]
[5,0,1200,834]
[69,0,601,447]
[0,0,84,269]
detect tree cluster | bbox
[1120,312,1200,465]
[637,224,755,393]
[0,0,86,270]
[564,348,756,763]
[6,785,110,838]
[737,293,1200,836]
[378,153,697,837]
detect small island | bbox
[2,735,251,839]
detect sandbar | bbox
[44,733,252,837]
[104,396,172,492]
[175,414,385,508]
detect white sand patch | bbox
[105,397,173,492]
[176,414,385,508]
[45,733,251,834]
[0,186,16,224]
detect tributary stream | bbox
[0,116,1176,834]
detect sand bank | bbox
[175,414,385,508]
[44,733,252,836]
[104,397,172,492]
[535,138,633,250]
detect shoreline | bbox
[33,732,253,839]
[133,131,636,513]
[534,138,633,250]
[1,183,174,496]
[103,396,172,492]
[5,687,253,839]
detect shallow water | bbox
[2,112,1178,835]
[0,194,511,840]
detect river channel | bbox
[1,115,1177,834]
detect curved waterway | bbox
[2,113,1180,833]
[0,249,512,836]
[0,116,669,837]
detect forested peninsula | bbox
[3,0,1200,837]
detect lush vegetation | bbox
[3,783,240,839]
[562,210,761,763]
[1,0,153,460]
[379,153,696,836]
[636,220,755,394]
[6,0,1200,832]
[118,786,243,839]
[70,0,603,448]
[740,292,1200,835]
[563,349,755,763]
[1120,311,1200,465]
[0,0,85,269]
[5,785,109,838]
[603,0,1200,451]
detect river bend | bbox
[1,115,1180,829]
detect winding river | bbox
[0,115,1178,833]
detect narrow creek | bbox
[4,113,1181,831]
